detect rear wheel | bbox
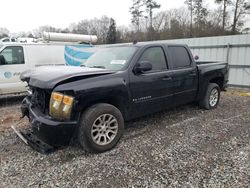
[199,83,220,110]
[78,103,124,153]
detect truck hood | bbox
[20,65,115,89]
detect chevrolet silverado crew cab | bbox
[18,43,229,153]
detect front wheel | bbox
[199,83,220,110]
[78,103,124,153]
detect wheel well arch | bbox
[197,76,224,101]
[209,77,224,89]
[81,96,129,120]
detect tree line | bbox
[0,0,249,44]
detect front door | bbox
[129,46,174,118]
[0,46,27,94]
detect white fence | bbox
[163,34,250,89]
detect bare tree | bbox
[215,0,232,32]
[117,26,131,42]
[106,18,117,44]
[193,0,208,36]
[185,0,194,37]
[231,0,250,34]
[129,0,145,32]
[144,0,161,30]
[70,16,110,44]
[152,11,166,32]
[94,16,110,44]
[6,1,249,45]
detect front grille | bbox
[31,88,51,114]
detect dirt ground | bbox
[0,95,26,133]
[0,90,250,187]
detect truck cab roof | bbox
[101,42,189,49]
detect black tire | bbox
[199,83,220,110]
[78,103,124,153]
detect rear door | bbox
[167,46,198,105]
[129,45,174,118]
[0,45,28,94]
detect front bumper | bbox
[21,97,78,147]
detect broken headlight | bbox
[49,92,74,120]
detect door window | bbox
[139,47,167,72]
[0,46,25,65]
[168,46,191,69]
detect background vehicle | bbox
[0,37,18,43]
[1,36,40,43]
[19,43,229,153]
[0,32,98,95]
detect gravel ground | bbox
[0,91,250,187]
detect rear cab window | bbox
[168,46,192,69]
[0,46,25,65]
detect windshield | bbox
[84,46,137,71]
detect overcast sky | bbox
[0,0,249,33]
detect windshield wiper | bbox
[90,66,106,69]
[80,64,86,67]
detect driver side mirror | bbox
[0,55,6,65]
[134,60,152,74]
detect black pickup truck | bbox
[19,43,229,153]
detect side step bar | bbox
[12,126,55,154]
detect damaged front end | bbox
[16,87,78,154]
[12,126,55,154]
[14,65,115,154]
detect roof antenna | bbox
[133,40,138,45]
